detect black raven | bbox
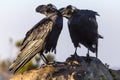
[9,4,63,73]
[60,5,103,57]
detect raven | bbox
[60,5,103,57]
[9,4,63,73]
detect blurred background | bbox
[0,0,120,79]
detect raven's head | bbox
[59,5,76,19]
[36,4,57,16]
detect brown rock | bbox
[10,55,114,80]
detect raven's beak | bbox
[36,5,46,13]
[96,13,100,16]
[59,8,65,15]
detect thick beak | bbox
[59,8,65,15]
[96,13,100,16]
[36,5,46,13]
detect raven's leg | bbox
[86,49,90,58]
[74,47,78,57]
[96,42,98,58]
[40,53,49,64]
[86,49,92,62]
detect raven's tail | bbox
[9,39,44,73]
[9,23,53,73]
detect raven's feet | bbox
[86,53,91,62]
[40,53,49,65]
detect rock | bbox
[109,69,120,80]
[10,55,114,80]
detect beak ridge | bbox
[59,8,65,15]
[36,5,45,13]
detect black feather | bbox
[60,5,103,57]
[9,4,63,73]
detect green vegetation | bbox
[14,39,55,74]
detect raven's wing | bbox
[44,15,63,53]
[68,11,99,51]
[20,18,48,51]
[9,18,53,73]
